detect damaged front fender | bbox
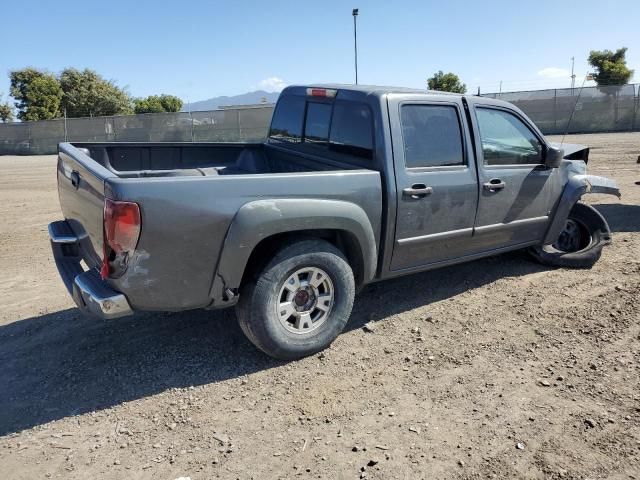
[543,167,620,245]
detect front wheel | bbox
[528,202,611,269]
[236,239,355,360]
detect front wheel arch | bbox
[529,202,611,269]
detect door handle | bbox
[483,178,505,191]
[70,170,80,189]
[403,184,433,198]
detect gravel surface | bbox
[0,132,639,479]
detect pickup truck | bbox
[49,84,620,359]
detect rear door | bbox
[466,100,561,250]
[388,95,479,270]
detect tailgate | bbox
[57,143,114,268]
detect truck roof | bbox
[284,83,461,98]
[281,84,518,110]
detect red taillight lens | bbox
[104,199,141,254]
[101,199,141,279]
[306,88,337,98]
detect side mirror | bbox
[545,145,564,168]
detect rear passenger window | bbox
[304,102,332,145]
[400,104,464,168]
[268,95,305,143]
[329,102,373,159]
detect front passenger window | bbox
[475,108,543,165]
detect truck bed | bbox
[72,141,366,178]
[56,141,383,313]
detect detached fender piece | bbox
[210,198,378,305]
[543,173,620,245]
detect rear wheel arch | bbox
[211,199,378,303]
[240,229,366,290]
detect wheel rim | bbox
[277,267,334,334]
[553,218,591,253]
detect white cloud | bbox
[258,77,287,92]
[537,67,571,79]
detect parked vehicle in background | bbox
[49,85,620,359]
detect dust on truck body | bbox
[49,85,620,359]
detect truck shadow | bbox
[0,306,272,436]
[0,249,550,436]
[592,203,640,233]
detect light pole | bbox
[352,8,359,84]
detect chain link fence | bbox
[1,84,639,156]
[484,84,639,135]
[0,105,275,155]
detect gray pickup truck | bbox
[49,84,620,359]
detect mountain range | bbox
[182,90,281,112]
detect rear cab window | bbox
[304,102,332,144]
[268,92,374,164]
[268,95,305,143]
[330,102,373,159]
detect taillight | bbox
[101,199,141,279]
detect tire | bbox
[528,202,611,269]
[236,239,355,360]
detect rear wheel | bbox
[528,202,611,269]
[236,239,355,360]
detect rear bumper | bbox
[49,220,133,319]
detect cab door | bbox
[388,95,479,271]
[466,100,562,250]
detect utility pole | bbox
[570,56,576,92]
[352,8,359,85]
[187,97,194,142]
[499,80,503,95]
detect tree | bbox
[24,77,63,121]
[60,68,133,117]
[134,94,183,114]
[10,68,63,121]
[587,48,634,86]
[0,94,13,122]
[159,94,183,112]
[133,96,164,114]
[8,67,181,120]
[427,71,467,94]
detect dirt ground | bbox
[0,132,639,480]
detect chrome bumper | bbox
[49,221,133,319]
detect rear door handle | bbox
[403,184,433,198]
[483,178,505,191]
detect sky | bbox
[1,0,639,104]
